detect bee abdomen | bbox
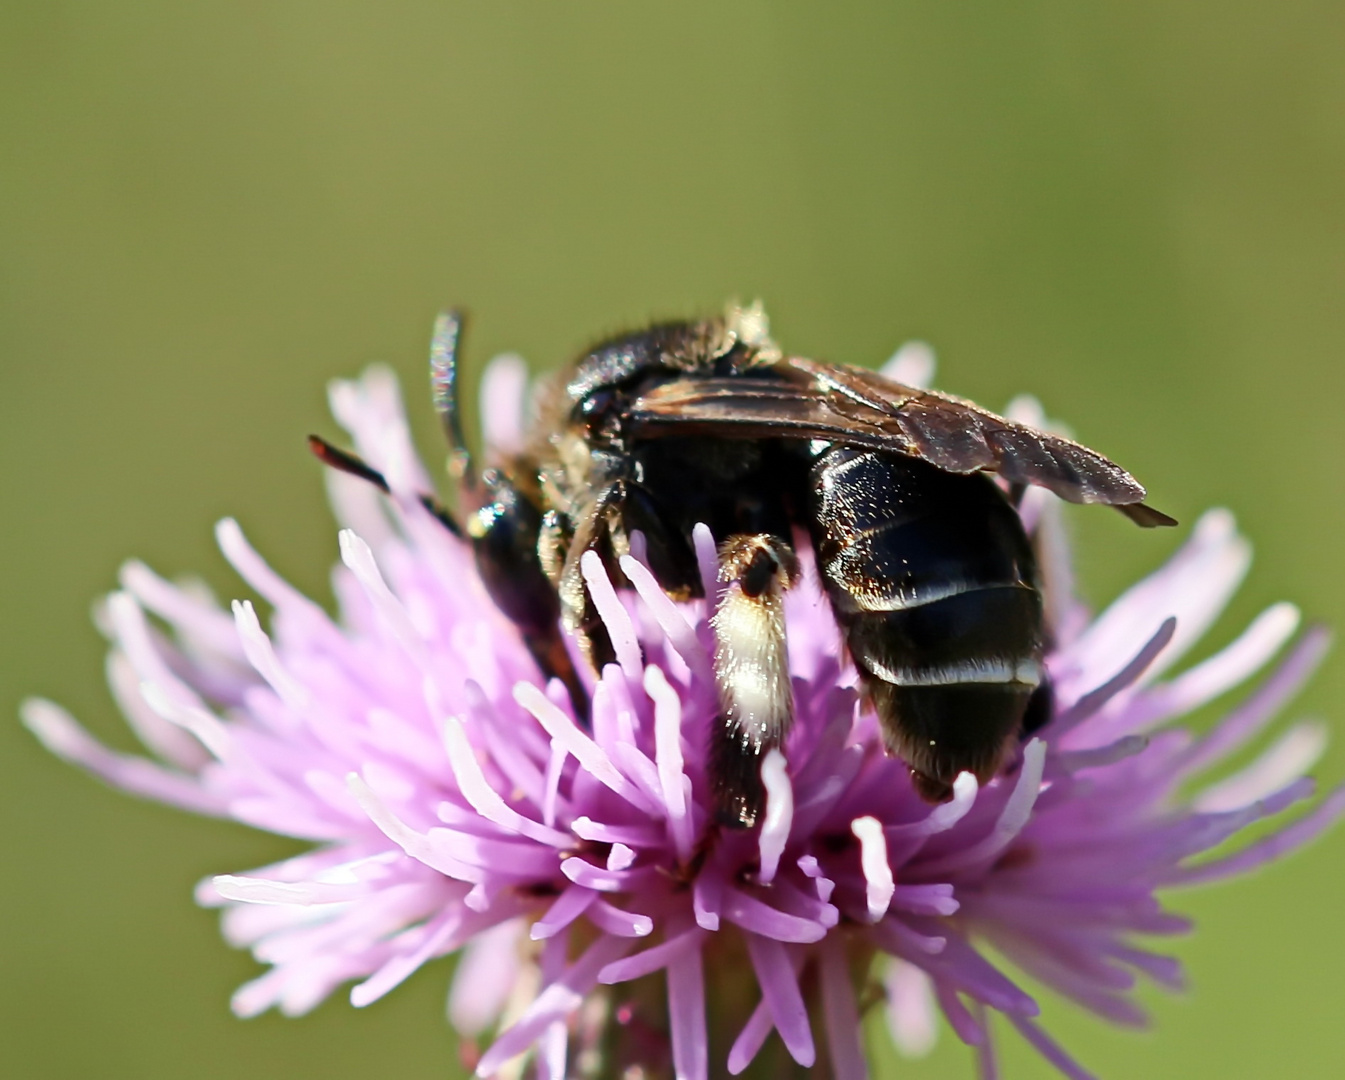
[868,679,1036,801]
[812,448,1035,612]
[845,584,1043,683]
[848,581,1043,802]
[808,447,1044,800]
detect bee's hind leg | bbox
[707,533,800,829]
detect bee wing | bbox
[627,376,885,441]
[628,358,1174,526]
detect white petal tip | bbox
[19,698,78,753]
[757,748,793,885]
[881,340,936,388]
[1262,601,1302,636]
[1196,507,1237,538]
[214,517,242,546]
[852,815,895,921]
[337,528,362,561]
[1004,393,1046,427]
[607,843,636,871]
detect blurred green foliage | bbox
[3,3,1344,1077]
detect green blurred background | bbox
[3,3,1343,1077]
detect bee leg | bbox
[556,491,622,675]
[521,629,589,724]
[1019,676,1054,739]
[468,469,588,721]
[708,533,800,828]
[307,435,462,538]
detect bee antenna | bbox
[429,310,477,491]
[307,434,390,492]
[308,433,462,538]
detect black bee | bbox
[312,304,1174,828]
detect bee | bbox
[311,304,1174,828]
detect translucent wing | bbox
[627,357,1174,526]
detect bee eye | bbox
[578,389,617,436]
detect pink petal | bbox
[876,922,1038,1017]
[580,550,643,682]
[513,682,658,815]
[1194,722,1328,812]
[890,884,959,917]
[647,665,693,861]
[438,712,569,846]
[796,855,836,903]
[587,898,653,938]
[851,815,895,921]
[757,749,793,884]
[531,884,596,940]
[21,699,227,817]
[215,517,332,627]
[1053,618,1175,737]
[745,935,815,1067]
[620,554,713,687]
[880,340,935,387]
[105,651,213,770]
[1123,602,1299,731]
[1168,783,1345,886]
[720,885,827,943]
[119,558,246,660]
[1059,510,1248,693]
[478,351,529,455]
[598,927,705,984]
[351,908,478,1007]
[1179,626,1332,776]
[476,934,631,1077]
[667,937,708,1080]
[692,873,722,931]
[1004,1014,1099,1080]
[973,1002,1000,1078]
[820,938,868,1080]
[884,959,938,1057]
[569,816,664,848]
[932,978,985,1046]
[726,998,774,1075]
[559,856,658,893]
[918,740,1046,876]
[448,918,525,1035]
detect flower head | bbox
[24,355,1344,1079]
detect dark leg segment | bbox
[469,469,590,721]
[308,434,461,536]
[555,489,623,674]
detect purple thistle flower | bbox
[22,354,1344,1080]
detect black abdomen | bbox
[808,447,1043,800]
